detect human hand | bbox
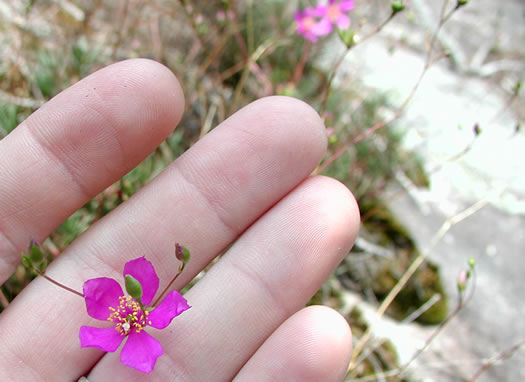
[0,59,359,381]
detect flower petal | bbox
[312,18,333,36]
[339,0,356,12]
[83,277,123,320]
[309,5,327,18]
[148,291,191,329]
[336,15,350,30]
[120,330,163,374]
[304,33,319,42]
[123,256,159,306]
[79,326,124,352]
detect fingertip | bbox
[292,305,352,381]
[235,96,328,163]
[235,305,352,382]
[0,59,186,275]
[295,176,361,259]
[27,58,186,182]
[313,175,361,246]
[89,58,185,137]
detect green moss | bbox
[349,201,449,325]
[345,307,410,381]
[308,278,344,310]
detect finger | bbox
[0,58,184,283]
[0,96,328,381]
[90,176,360,381]
[234,306,352,382]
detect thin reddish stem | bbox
[468,339,525,381]
[39,272,84,298]
[152,264,184,307]
[290,41,311,86]
[320,13,397,115]
[318,2,456,174]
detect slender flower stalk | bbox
[21,240,84,298]
[152,243,190,307]
[319,0,465,173]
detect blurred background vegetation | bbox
[0,0,487,380]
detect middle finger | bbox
[90,176,359,381]
[0,96,327,381]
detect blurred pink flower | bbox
[79,257,190,374]
[317,0,355,32]
[216,9,234,21]
[295,7,332,42]
[295,1,355,42]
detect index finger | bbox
[0,59,184,283]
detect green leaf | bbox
[38,260,48,273]
[21,254,33,270]
[125,274,143,302]
[0,103,19,136]
[30,243,44,263]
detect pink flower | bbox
[79,257,190,374]
[317,0,355,32]
[295,7,332,42]
[295,1,355,42]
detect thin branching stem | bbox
[178,0,207,50]
[397,269,477,377]
[111,0,129,60]
[290,40,311,86]
[348,199,488,373]
[468,339,525,381]
[319,0,463,173]
[231,1,255,114]
[152,264,184,308]
[319,12,397,115]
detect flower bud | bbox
[175,243,191,266]
[457,270,467,291]
[337,28,356,48]
[392,1,405,14]
[473,123,481,136]
[468,257,476,269]
[125,274,143,302]
[457,0,468,7]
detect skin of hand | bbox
[0,59,360,381]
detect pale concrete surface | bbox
[324,1,525,380]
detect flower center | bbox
[302,16,316,31]
[108,295,151,335]
[327,5,341,21]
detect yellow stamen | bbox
[107,296,150,335]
